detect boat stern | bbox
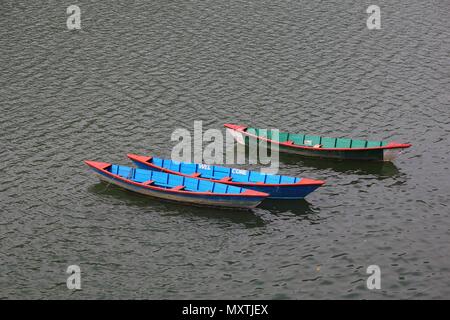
[224,124,248,145]
[383,142,412,161]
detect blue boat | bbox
[85,161,268,209]
[127,154,325,199]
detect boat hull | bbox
[278,142,385,161]
[241,183,322,199]
[90,168,265,209]
[232,130,404,162]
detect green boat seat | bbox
[351,139,367,148]
[366,140,382,148]
[276,132,289,143]
[321,137,337,148]
[303,135,321,147]
[336,138,352,148]
[258,129,269,139]
[288,133,304,145]
[247,128,258,136]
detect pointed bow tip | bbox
[84,160,111,170]
[298,178,326,186]
[127,153,152,162]
[224,123,247,131]
[387,142,412,149]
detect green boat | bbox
[224,124,411,161]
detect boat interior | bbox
[246,128,388,149]
[149,157,301,184]
[107,164,245,194]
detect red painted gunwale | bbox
[84,160,268,198]
[224,123,412,151]
[127,154,325,187]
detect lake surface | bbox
[0,0,449,299]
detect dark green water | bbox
[1,0,449,299]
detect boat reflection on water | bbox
[229,143,402,178]
[88,182,266,227]
[258,198,320,217]
[278,153,402,178]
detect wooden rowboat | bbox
[85,161,268,209]
[127,154,324,199]
[224,124,411,161]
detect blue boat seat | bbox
[152,158,164,167]
[213,183,228,193]
[248,171,266,183]
[265,175,282,184]
[184,177,200,191]
[161,159,172,170]
[169,161,181,172]
[280,176,297,184]
[180,163,197,175]
[227,185,243,194]
[152,171,169,185]
[232,173,249,183]
[197,179,215,192]
[214,166,231,179]
[197,165,213,177]
[134,170,151,183]
[168,174,184,187]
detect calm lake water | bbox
[1,0,449,299]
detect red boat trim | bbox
[223,123,412,151]
[85,160,269,198]
[224,123,248,131]
[127,154,325,187]
[298,178,326,186]
[85,160,112,170]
